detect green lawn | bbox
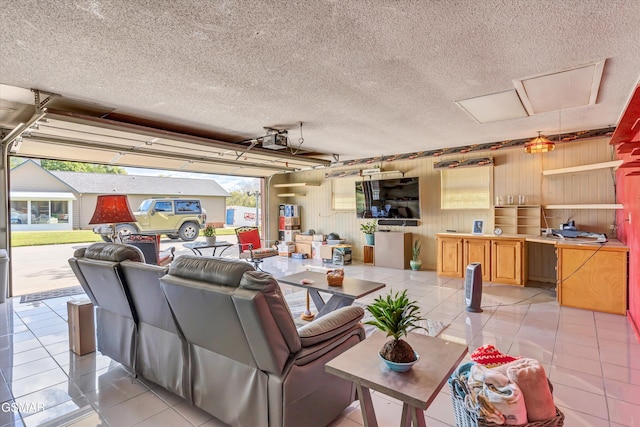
[11,227,238,247]
[11,230,103,247]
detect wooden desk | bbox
[326,332,468,427]
[277,271,385,317]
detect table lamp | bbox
[88,194,137,242]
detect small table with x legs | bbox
[277,271,385,318]
[325,332,468,427]
[183,241,233,256]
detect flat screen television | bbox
[355,177,420,219]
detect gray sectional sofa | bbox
[69,243,366,427]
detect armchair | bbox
[160,256,365,427]
[121,234,175,266]
[235,226,278,269]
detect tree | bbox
[40,160,126,174]
[9,157,25,169]
[227,190,256,207]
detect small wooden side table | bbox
[326,332,467,427]
[363,245,375,264]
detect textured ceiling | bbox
[1,0,640,164]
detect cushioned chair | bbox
[235,226,278,269]
[121,234,175,266]
[160,256,365,427]
[120,261,190,401]
[68,243,142,371]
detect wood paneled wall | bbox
[267,137,616,271]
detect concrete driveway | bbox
[9,236,239,296]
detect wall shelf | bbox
[542,160,623,176]
[544,204,623,210]
[276,193,304,198]
[494,205,541,235]
[273,182,320,187]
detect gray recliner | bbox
[68,243,143,371]
[160,255,366,427]
[120,261,189,401]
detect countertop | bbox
[436,232,628,249]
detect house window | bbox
[11,200,70,224]
[32,201,50,224]
[10,201,29,224]
[51,201,69,223]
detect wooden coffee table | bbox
[277,271,385,317]
[325,332,468,427]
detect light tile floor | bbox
[1,256,639,426]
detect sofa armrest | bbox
[294,306,365,366]
[298,306,364,347]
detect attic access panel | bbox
[514,61,605,115]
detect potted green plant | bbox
[360,220,377,245]
[365,289,425,371]
[203,223,216,244]
[410,239,422,271]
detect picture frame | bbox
[472,219,484,235]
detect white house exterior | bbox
[10,161,230,231]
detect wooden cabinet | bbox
[491,239,525,286]
[463,238,491,282]
[437,236,464,278]
[437,234,526,285]
[363,245,374,264]
[374,232,412,269]
[557,243,628,315]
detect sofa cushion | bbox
[83,242,144,262]
[168,255,254,287]
[239,271,300,352]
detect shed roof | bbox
[50,171,230,197]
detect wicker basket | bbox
[449,379,564,427]
[326,269,344,286]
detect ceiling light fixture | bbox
[524,131,555,154]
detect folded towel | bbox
[471,344,521,368]
[468,363,527,425]
[494,358,556,422]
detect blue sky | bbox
[124,167,259,192]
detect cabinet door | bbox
[437,237,463,278]
[491,239,523,285]
[557,247,627,315]
[464,238,491,282]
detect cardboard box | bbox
[333,245,352,265]
[320,245,338,262]
[284,217,301,226]
[294,234,314,242]
[67,299,96,356]
[282,230,300,242]
[277,242,295,257]
[284,204,300,217]
[295,242,312,257]
[311,241,326,260]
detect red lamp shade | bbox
[89,195,137,225]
